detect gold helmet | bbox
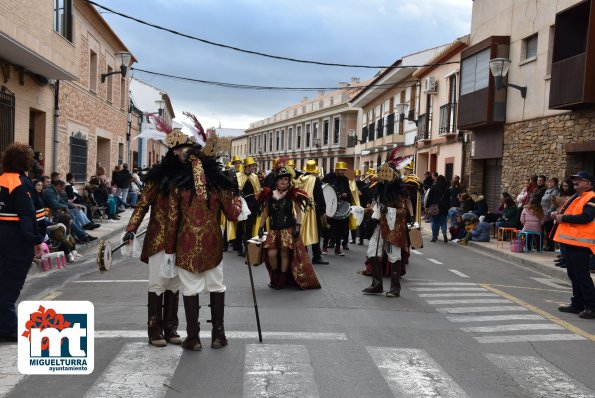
[244,156,256,167]
[335,161,348,170]
[231,155,242,163]
[304,160,320,174]
[354,169,362,177]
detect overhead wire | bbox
[84,0,459,70]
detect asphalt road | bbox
[4,235,595,398]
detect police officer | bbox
[0,143,44,342]
[553,171,595,319]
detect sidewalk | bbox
[418,221,583,281]
[27,209,137,279]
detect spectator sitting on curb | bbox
[449,214,466,242]
[48,213,82,263]
[459,214,491,245]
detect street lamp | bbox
[101,51,132,83]
[489,58,527,98]
[395,103,419,126]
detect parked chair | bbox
[87,192,108,222]
[497,227,518,248]
[517,231,542,254]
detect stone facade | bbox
[502,108,595,196]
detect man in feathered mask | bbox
[123,115,195,348]
[162,112,242,351]
[362,152,413,298]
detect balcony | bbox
[438,103,457,135]
[417,113,430,141]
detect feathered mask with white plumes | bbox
[181,111,218,157]
[151,114,196,149]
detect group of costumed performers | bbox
[257,163,321,290]
[361,150,419,298]
[124,112,242,351]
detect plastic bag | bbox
[350,205,364,227]
[386,207,397,230]
[120,232,141,258]
[237,196,251,222]
[159,253,178,278]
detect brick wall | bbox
[502,108,595,196]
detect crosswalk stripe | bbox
[0,345,25,397]
[83,342,182,398]
[366,347,469,398]
[426,299,511,305]
[244,344,319,398]
[449,269,469,278]
[410,249,423,255]
[94,330,348,341]
[460,324,564,333]
[486,354,595,397]
[417,293,498,298]
[437,306,529,314]
[474,334,586,343]
[447,314,545,323]
[408,282,476,286]
[428,258,443,264]
[410,287,487,292]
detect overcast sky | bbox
[97,0,472,129]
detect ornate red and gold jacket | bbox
[126,181,172,264]
[165,188,242,273]
[379,197,409,249]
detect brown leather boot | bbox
[147,292,166,347]
[275,271,287,290]
[182,295,202,351]
[209,292,228,349]
[362,257,383,294]
[386,260,402,298]
[162,290,182,344]
[268,269,278,289]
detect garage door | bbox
[483,158,502,213]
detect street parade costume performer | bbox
[237,156,262,256]
[164,112,243,351]
[258,166,321,290]
[362,156,413,298]
[123,116,191,348]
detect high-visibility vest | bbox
[554,191,595,254]
[0,172,45,223]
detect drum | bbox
[97,240,113,272]
[333,200,351,220]
[322,183,338,217]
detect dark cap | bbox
[570,171,594,182]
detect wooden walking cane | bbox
[245,238,264,342]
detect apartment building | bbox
[459,0,595,209]
[245,80,364,174]
[349,45,449,175]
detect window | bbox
[269,132,273,152]
[53,0,73,41]
[276,131,280,151]
[312,122,318,141]
[69,132,88,182]
[118,143,124,165]
[386,113,395,135]
[106,66,113,103]
[306,124,311,148]
[120,77,126,109]
[361,126,368,144]
[297,126,302,149]
[460,48,490,95]
[288,128,293,150]
[522,34,538,60]
[0,91,15,157]
[376,118,383,139]
[89,50,98,92]
[333,117,340,144]
[426,95,433,136]
[281,129,285,150]
[323,120,329,145]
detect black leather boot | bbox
[182,295,202,351]
[386,260,402,298]
[362,257,383,294]
[147,292,166,347]
[209,292,228,349]
[162,290,182,344]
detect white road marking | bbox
[427,258,443,264]
[410,249,423,255]
[366,347,469,398]
[410,287,487,292]
[94,330,348,341]
[460,324,564,333]
[447,314,545,323]
[437,306,529,314]
[0,345,26,397]
[83,342,181,398]
[417,293,499,298]
[244,344,319,398]
[74,280,149,283]
[530,277,572,290]
[449,269,469,278]
[426,299,511,305]
[408,282,477,286]
[475,334,586,343]
[486,354,595,397]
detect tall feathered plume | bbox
[151,114,172,134]
[182,112,207,143]
[275,155,290,171]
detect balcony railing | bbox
[438,102,457,135]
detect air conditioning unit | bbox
[424,76,438,94]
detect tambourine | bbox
[96,229,147,272]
